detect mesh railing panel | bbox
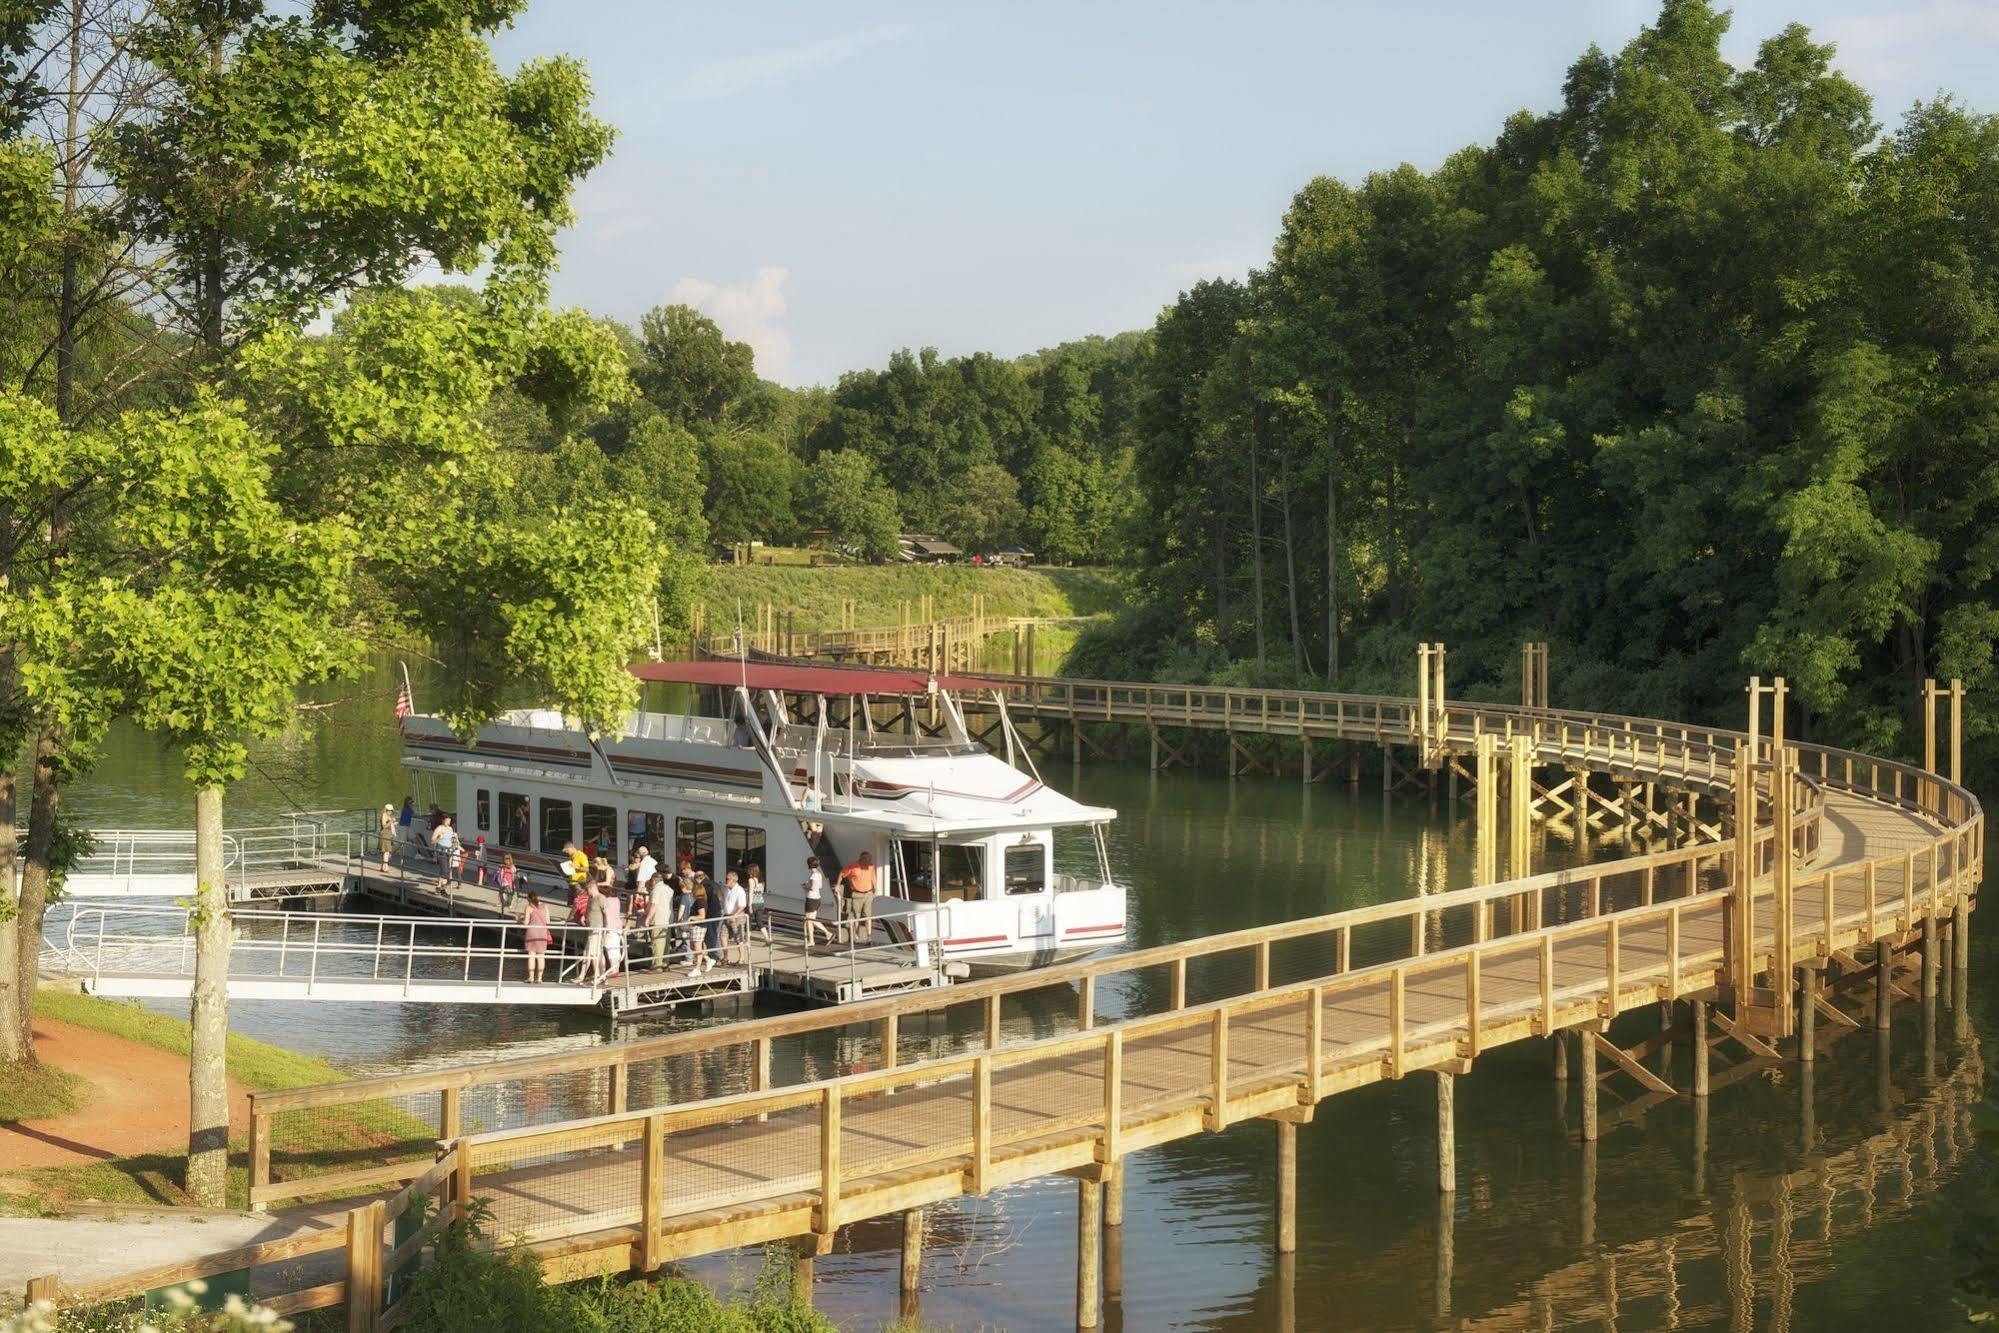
[268,1089,442,1190]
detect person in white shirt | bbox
[722,871,750,966]
[632,845,658,892]
[800,856,832,947]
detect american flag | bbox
[394,666,414,725]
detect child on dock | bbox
[523,892,551,984]
[471,837,488,888]
[496,852,518,909]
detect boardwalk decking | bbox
[451,787,1949,1261]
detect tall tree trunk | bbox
[0,650,23,1065]
[186,783,232,1204]
[1280,458,1310,678]
[15,724,60,1056]
[1249,429,1266,670]
[1325,458,1340,687]
[185,25,235,1208]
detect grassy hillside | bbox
[702,563,1124,632]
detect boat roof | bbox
[629,659,1010,696]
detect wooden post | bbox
[346,1200,383,1333]
[1105,1157,1125,1228]
[1417,642,1432,761]
[1950,678,1964,786]
[1876,943,1893,1030]
[1578,1030,1598,1143]
[1474,734,1498,887]
[1436,1071,1456,1193]
[1730,747,1755,1011]
[1774,746,1796,1038]
[1434,643,1447,750]
[900,1208,923,1293]
[1691,1000,1709,1098]
[249,1112,271,1211]
[791,1238,815,1306]
[1260,1119,1293,1255]
[1924,677,1939,808]
[24,1276,58,1307]
[1923,914,1939,1001]
[1078,1175,1103,1329]
[1026,622,1038,678]
[608,1062,628,1116]
[641,1113,665,1270]
[1508,735,1533,896]
[1798,970,1816,1064]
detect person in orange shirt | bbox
[841,851,877,944]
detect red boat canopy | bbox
[629,660,1010,696]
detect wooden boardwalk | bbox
[34,662,1979,1330]
[453,787,1954,1261]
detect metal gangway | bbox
[42,903,756,1011]
[43,812,355,901]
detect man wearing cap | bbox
[378,803,396,867]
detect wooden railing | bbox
[23,1145,460,1332]
[238,680,1975,1211]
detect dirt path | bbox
[0,1020,251,1170]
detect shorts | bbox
[604,933,624,964]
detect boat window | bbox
[893,840,935,904]
[676,817,715,876]
[582,803,618,860]
[498,793,530,849]
[627,809,665,862]
[539,798,574,855]
[1004,842,1047,896]
[726,824,766,881]
[475,789,491,835]
[939,842,985,903]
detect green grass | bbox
[35,990,344,1094]
[0,1060,84,1123]
[5,991,434,1216]
[704,562,1124,632]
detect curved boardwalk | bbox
[42,669,1977,1329]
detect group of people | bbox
[378,794,884,987]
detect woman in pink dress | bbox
[523,892,552,984]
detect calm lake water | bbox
[53,665,1992,1330]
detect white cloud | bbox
[1823,2,1999,89]
[671,23,911,101]
[673,267,794,382]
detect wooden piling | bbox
[1798,970,1816,1064]
[1078,1175,1103,1329]
[1876,944,1892,1029]
[1104,1160,1124,1228]
[1275,1118,1298,1252]
[1435,1071,1456,1194]
[791,1238,815,1306]
[1691,1000,1709,1098]
[900,1208,923,1293]
[1578,1030,1598,1142]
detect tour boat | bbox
[395,660,1127,973]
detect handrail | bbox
[247,679,1979,1215]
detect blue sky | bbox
[490,2,1999,387]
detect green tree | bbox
[802,447,899,562]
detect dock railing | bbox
[244,690,1978,1214]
